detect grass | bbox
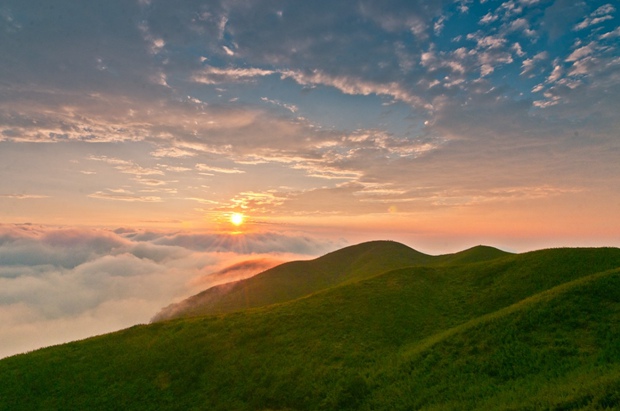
[1,243,619,410]
[153,240,509,321]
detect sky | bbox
[1,0,619,357]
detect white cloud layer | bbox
[0,224,341,359]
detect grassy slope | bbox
[153,241,510,321]
[1,247,619,410]
[433,244,511,265]
[153,240,436,320]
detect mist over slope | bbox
[1,243,620,410]
[152,241,511,321]
[0,224,343,359]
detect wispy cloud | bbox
[88,190,162,202]
[521,51,548,76]
[192,66,275,84]
[196,164,245,174]
[260,97,298,113]
[0,194,49,199]
[88,156,163,176]
[573,4,615,30]
[150,147,197,158]
[279,69,430,109]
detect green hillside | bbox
[1,244,620,410]
[433,244,512,265]
[153,240,438,321]
[153,240,510,321]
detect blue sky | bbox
[0,0,619,357]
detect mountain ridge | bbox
[152,240,511,321]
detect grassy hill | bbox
[153,240,510,321]
[1,243,619,410]
[433,244,511,265]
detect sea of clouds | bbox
[0,224,343,359]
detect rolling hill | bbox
[1,242,619,410]
[152,240,511,321]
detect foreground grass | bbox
[1,247,619,410]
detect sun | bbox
[230,212,244,226]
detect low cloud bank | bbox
[0,224,342,359]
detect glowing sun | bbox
[230,212,244,226]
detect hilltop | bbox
[1,242,619,410]
[153,241,510,321]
